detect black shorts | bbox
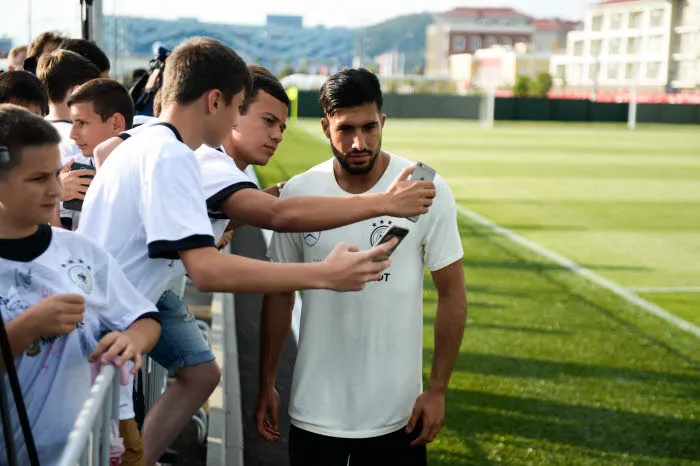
[289,422,427,466]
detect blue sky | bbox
[2,0,593,45]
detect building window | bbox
[625,62,637,80]
[608,38,622,55]
[471,36,482,51]
[590,39,602,56]
[680,33,694,55]
[646,61,661,80]
[588,63,599,81]
[485,36,496,48]
[502,36,512,47]
[629,11,643,29]
[650,9,664,27]
[607,63,620,80]
[592,15,603,31]
[453,35,466,52]
[573,41,584,56]
[610,13,624,30]
[626,37,640,54]
[648,35,663,54]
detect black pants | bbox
[289,422,427,466]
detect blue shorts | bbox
[148,289,215,376]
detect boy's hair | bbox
[8,45,28,62]
[0,104,60,178]
[319,68,383,116]
[242,65,290,115]
[37,50,101,103]
[160,37,252,107]
[68,78,135,129]
[27,31,63,58]
[0,71,49,115]
[58,39,111,73]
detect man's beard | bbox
[331,140,382,175]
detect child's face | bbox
[0,144,63,227]
[70,102,121,157]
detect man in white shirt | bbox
[77,38,397,466]
[257,68,467,465]
[0,104,161,466]
[36,49,100,229]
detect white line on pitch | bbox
[454,204,700,339]
[628,286,700,293]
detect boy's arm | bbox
[220,165,435,233]
[89,316,161,372]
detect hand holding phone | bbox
[373,226,410,261]
[407,162,436,222]
[62,161,96,212]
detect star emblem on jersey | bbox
[303,232,321,247]
[62,259,93,294]
[369,218,393,246]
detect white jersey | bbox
[195,145,258,242]
[78,122,215,303]
[268,155,463,438]
[0,225,157,465]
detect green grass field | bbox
[255,120,700,465]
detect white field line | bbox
[456,204,700,338]
[628,286,700,293]
[293,122,700,339]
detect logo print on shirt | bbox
[14,268,32,290]
[62,258,93,294]
[303,232,321,247]
[369,219,393,246]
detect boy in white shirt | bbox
[77,37,397,466]
[0,104,161,466]
[36,50,100,229]
[258,69,467,465]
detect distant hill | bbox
[102,13,434,74]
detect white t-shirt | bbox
[0,225,157,465]
[78,123,215,303]
[195,145,258,243]
[268,155,464,438]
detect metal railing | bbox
[57,365,120,466]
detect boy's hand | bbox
[60,159,95,201]
[27,294,85,337]
[89,332,142,374]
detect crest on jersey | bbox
[62,259,93,294]
[303,232,321,247]
[369,219,393,246]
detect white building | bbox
[553,0,699,93]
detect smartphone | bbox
[63,162,95,212]
[407,162,437,222]
[374,225,410,261]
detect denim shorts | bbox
[148,289,215,376]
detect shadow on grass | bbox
[441,388,700,462]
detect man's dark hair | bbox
[58,38,110,73]
[0,104,60,178]
[68,78,135,129]
[242,66,290,114]
[161,37,252,107]
[319,68,383,116]
[37,50,101,103]
[0,71,49,115]
[27,31,63,58]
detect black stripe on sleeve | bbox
[147,234,215,260]
[206,181,259,217]
[117,133,131,141]
[134,311,161,324]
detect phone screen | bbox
[376,226,409,260]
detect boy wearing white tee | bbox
[0,105,160,466]
[77,38,397,466]
[36,49,101,229]
[258,69,467,465]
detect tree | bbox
[512,75,532,97]
[366,63,380,74]
[279,64,295,78]
[531,72,554,97]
